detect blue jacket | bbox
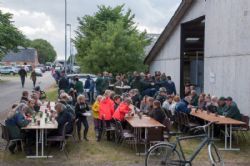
[84,78,95,92]
[5,112,30,139]
[175,99,190,114]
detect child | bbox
[92,95,102,140]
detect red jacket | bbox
[98,97,115,120]
[113,102,131,121]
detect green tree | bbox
[0,10,26,59]
[74,5,150,73]
[29,39,57,64]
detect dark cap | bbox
[218,97,225,101]
[226,96,233,101]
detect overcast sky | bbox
[0,0,181,60]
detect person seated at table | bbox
[175,96,192,114]
[75,95,90,141]
[20,91,29,104]
[98,90,115,141]
[190,90,199,107]
[5,103,31,154]
[53,103,73,136]
[169,95,180,115]
[154,87,167,105]
[198,93,206,110]
[206,96,218,113]
[217,97,227,115]
[113,95,122,110]
[149,100,166,124]
[129,89,141,108]
[223,97,242,121]
[27,99,36,116]
[92,95,102,140]
[140,95,148,112]
[113,98,132,127]
[59,92,75,119]
[162,96,172,111]
[142,97,154,115]
[30,93,42,112]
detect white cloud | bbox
[0,7,56,35]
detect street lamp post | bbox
[67,23,72,73]
[64,0,67,74]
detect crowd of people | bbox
[4,70,243,155]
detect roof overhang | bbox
[144,0,194,65]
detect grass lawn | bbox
[46,84,58,101]
[0,86,249,165]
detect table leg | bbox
[36,129,39,156]
[145,128,148,154]
[26,129,53,158]
[208,125,211,138]
[41,129,44,156]
[219,124,240,151]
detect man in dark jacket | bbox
[166,76,176,95]
[84,75,95,104]
[18,67,27,88]
[149,100,166,124]
[223,97,242,121]
[95,73,103,96]
[58,72,69,93]
[54,103,73,135]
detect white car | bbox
[0,66,19,75]
[34,68,43,77]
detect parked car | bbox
[71,65,80,74]
[26,65,33,72]
[0,66,19,75]
[34,68,43,77]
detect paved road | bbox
[0,72,55,112]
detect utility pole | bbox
[64,0,67,74]
[67,24,72,73]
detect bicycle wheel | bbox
[208,143,224,166]
[145,143,181,166]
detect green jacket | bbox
[74,81,83,94]
[223,102,242,121]
[191,95,199,107]
[95,77,103,92]
[217,105,226,115]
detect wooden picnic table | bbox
[22,102,58,158]
[191,109,245,151]
[125,115,165,155]
[126,115,165,128]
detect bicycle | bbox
[145,121,224,166]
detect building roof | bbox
[2,48,37,63]
[145,34,160,55]
[144,0,194,65]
